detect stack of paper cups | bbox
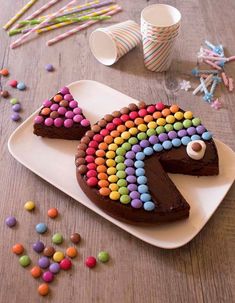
[141,4,181,72]
[89,20,142,66]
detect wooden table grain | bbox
[0,1,234,302]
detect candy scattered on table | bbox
[35,222,47,234]
[17,81,26,90]
[47,207,58,218]
[1,90,9,98]
[52,232,63,244]
[19,255,31,267]
[98,251,109,263]
[43,246,55,257]
[38,256,50,269]
[12,243,24,255]
[85,256,97,268]
[49,262,60,274]
[5,216,17,227]
[31,266,42,278]
[60,258,72,270]
[45,64,54,72]
[42,271,54,283]
[66,247,77,258]
[0,68,9,76]
[33,240,45,253]
[24,200,35,211]
[38,283,49,296]
[8,80,18,87]
[10,98,18,105]
[11,112,21,121]
[53,251,64,262]
[70,232,81,244]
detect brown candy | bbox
[112,111,121,118]
[128,103,138,111]
[77,164,87,174]
[91,124,101,133]
[103,114,113,122]
[77,143,87,151]
[98,119,107,128]
[76,150,86,158]
[59,100,69,107]
[191,142,202,152]
[138,101,146,109]
[120,107,129,114]
[81,136,90,145]
[43,246,55,257]
[50,111,59,119]
[1,90,9,98]
[85,130,95,138]
[70,233,81,244]
[75,158,86,166]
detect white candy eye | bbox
[186,140,206,160]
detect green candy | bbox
[19,255,31,267]
[183,119,192,128]
[10,98,18,105]
[122,142,131,151]
[117,179,127,187]
[164,124,173,132]
[128,137,138,145]
[116,147,126,156]
[98,251,110,263]
[120,195,131,204]
[192,117,201,126]
[156,126,165,134]
[173,122,183,131]
[118,187,129,195]
[115,155,124,163]
[116,171,126,179]
[52,233,63,244]
[147,128,156,137]
[137,132,147,140]
[116,163,126,171]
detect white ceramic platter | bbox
[8,80,235,249]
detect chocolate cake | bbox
[34,86,90,140]
[75,102,219,224]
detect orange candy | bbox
[153,111,162,119]
[47,208,58,218]
[161,108,171,117]
[38,283,49,296]
[125,120,135,128]
[31,266,42,278]
[98,172,108,180]
[98,142,108,150]
[41,108,51,115]
[104,135,113,144]
[98,180,109,188]
[134,117,144,125]
[0,68,9,76]
[53,94,62,102]
[12,243,24,255]
[66,247,78,258]
[97,165,107,173]
[144,115,153,123]
[96,149,105,157]
[110,130,120,138]
[117,125,126,133]
[95,157,105,165]
[99,187,111,196]
[170,104,179,113]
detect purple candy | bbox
[38,257,50,269]
[126,151,135,159]
[178,129,187,137]
[73,107,82,115]
[132,144,141,153]
[124,159,134,167]
[196,125,206,134]
[64,118,73,128]
[5,216,17,227]
[50,104,59,111]
[43,100,52,107]
[54,117,63,127]
[130,191,140,199]
[131,199,143,209]
[33,241,45,253]
[73,114,83,123]
[158,133,168,142]
[34,115,44,124]
[65,111,74,119]
[49,263,60,274]
[64,94,73,101]
[60,87,69,95]
[140,140,150,148]
[125,167,135,175]
[12,103,21,112]
[58,107,67,115]
[126,175,137,183]
[128,184,137,191]
[187,127,196,136]
[168,131,177,140]
[81,119,90,127]
[149,135,158,145]
[11,113,20,121]
[44,118,53,126]
[45,64,54,72]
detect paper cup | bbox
[89,20,142,66]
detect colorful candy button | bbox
[47,208,58,218]
[33,241,45,253]
[12,243,24,255]
[60,258,72,270]
[35,223,47,234]
[19,255,31,267]
[38,257,50,269]
[70,233,81,244]
[5,216,16,227]
[85,256,96,268]
[38,283,49,296]
[53,251,64,262]
[24,200,35,211]
[52,233,63,244]
[31,266,42,278]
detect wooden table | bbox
[0,1,234,302]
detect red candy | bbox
[89,141,99,149]
[155,102,165,110]
[60,258,72,270]
[112,118,122,126]
[100,129,109,137]
[87,177,98,187]
[85,256,96,268]
[120,114,129,122]
[86,147,96,155]
[106,123,116,131]
[8,80,18,87]
[86,170,97,178]
[138,109,148,117]
[147,105,156,113]
[87,163,97,170]
[93,134,103,142]
[129,111,139,120]
[85,155,95,163]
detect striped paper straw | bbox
[37,5,118,34]
[3,0,38,30]
[10,0,77,49]
[13,0,62,29]
[47,6,122,46]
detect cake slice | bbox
[34,86,90,140]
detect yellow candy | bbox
[121,131,131,140]
[53,251,64,262]
[106,159,116,167]
[24,201,35,211]
[137,124,147,132]
[129,127,138,135]
[109,191,120,200]
[184,111,193,119]
[157,118,166,126]
[114,137,124,145]
[109,183,119,191]
[106,151,115,159]
[108,143,118,151]
[107,167,117,175]
[108,175,118,183]
[174,111,184,120]
[147,121,157,129]
[166,115,175,124]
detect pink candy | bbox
[43,100,52,107]
[100,129,109,137]
[86,147,96,155]
[81,119,90,127]
[64,119,73,128]
[138,109,148,117]
[86,170,97,178]
[113,118,122,126]
[87,163,96,170]
[87,177,98,187]
[106,122,115,131]
[93,134,103,142]
[147,105,156,113]
[34,116,44,124]
[69,100,78,108]
[45,117,53,126]
[58,107,67,115]
[60,87,69,95]
[50,104,59,111]
[64,94,73,101]
[89,140,99,148]
[65,111,74,119]
[73,114,83,123]
[129,111,139,120]
[73,107,82,115]
[54,117,63,127]
[85,155,95,163]
[155,102,165,110]
[120,114,129,122]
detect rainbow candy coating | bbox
[34,87,90,128]
[77,102,213,212]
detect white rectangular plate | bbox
[8,80,235,249]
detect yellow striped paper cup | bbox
[89,20,142,66]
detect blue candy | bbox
[191,134,201,141]
[136,152,145,161]
[138,185,149,194]
[140,193,151,202]
[202,131,212,140]
[137,176,147,185]
[143,146,154,156]
[181,136,191,146]
[134,160,144,168]
[153,143,163,152]
[35,223,47,234]
[17,82,26,90]
[135,168,145,176]
[172,138,181,147]
[162,140,172,150]
[143,201,155,211]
